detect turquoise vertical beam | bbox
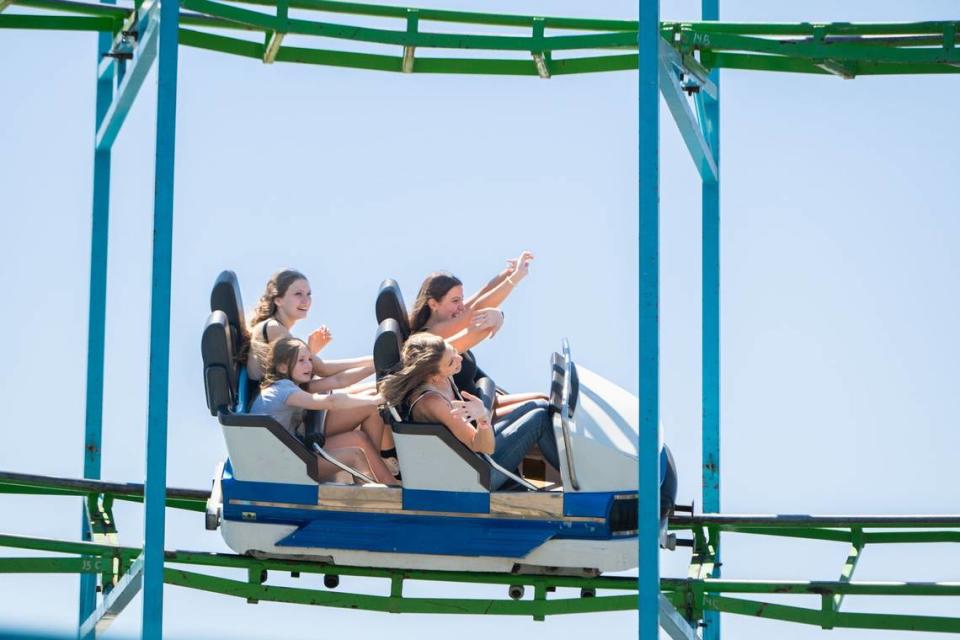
[701,1,721,639]
[638,0,660,638]
[78,22,115,638]
[141,0,179,636]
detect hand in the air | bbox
[307,326,333,354]
[507,250,534,283]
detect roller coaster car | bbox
[201,271,677,575]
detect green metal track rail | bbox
[0,0,957,77]
[2,471,959,631]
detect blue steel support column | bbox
[141,0,179,636]
[701,1,721,639]
[638,0,660,637]
[78,23,115,637]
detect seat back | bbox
[374,318,404,380]
[202,311,237,416]
[210,270,245,337]
[375,279,411,341]
[210,270,248,402]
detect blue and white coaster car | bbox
[201,272,677,575]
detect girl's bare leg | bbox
[324,405,386,451]
[316,447,371,482]
[380,425,395,451]
[321,431,397,484]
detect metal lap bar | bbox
[482,454,540,492]
[559,339,579,491]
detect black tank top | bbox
[453,349,481,398]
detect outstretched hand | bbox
[507,250,534,283]
[451,391,489,426]
[308,326,333,354]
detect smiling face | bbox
[435,344,462,378]
[274,278,311,322]
[277,344,314,384]
[428,285,465,322]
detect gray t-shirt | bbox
[250,379,305,437]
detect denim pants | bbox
[489,400,561,490]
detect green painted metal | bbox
[1,0,956,78]
[0,471,207,512]
[0,521,958,629]
[704,595,960,634]
[0,14,118,29]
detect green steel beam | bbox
[0,532,957,629]
[0,2,956,78]
[0,557,97,573]
[14,0,128,18]
[0,14,117,29]
[705,595,960,633]
[165,567,635,618]
[192,0,639,31]
[0,471,207,512]
[671,514,960,529]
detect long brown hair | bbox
[408,272,462,334]
[378,333,447,407]
[259,337,308,388]
[250,269,308,328]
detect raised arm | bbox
[312,354,374,377]
[446,322,496,354]
[418,393,494,454]
[285,387,382,412]
[466,250,534,311]
[306,364,375,393]
[464,263,513,308]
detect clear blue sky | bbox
[1,1,958,638]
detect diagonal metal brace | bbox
[660,594,702,640]
[95,0,159,150]
[78,552,144,638]
[658,38,718,183]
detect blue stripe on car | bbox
[403,489,490,514]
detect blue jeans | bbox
[489,400,560,490]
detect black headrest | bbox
[375,279,411,341]
[211,271,246,339]
[202,311,237,416]
[374,319,404,380]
